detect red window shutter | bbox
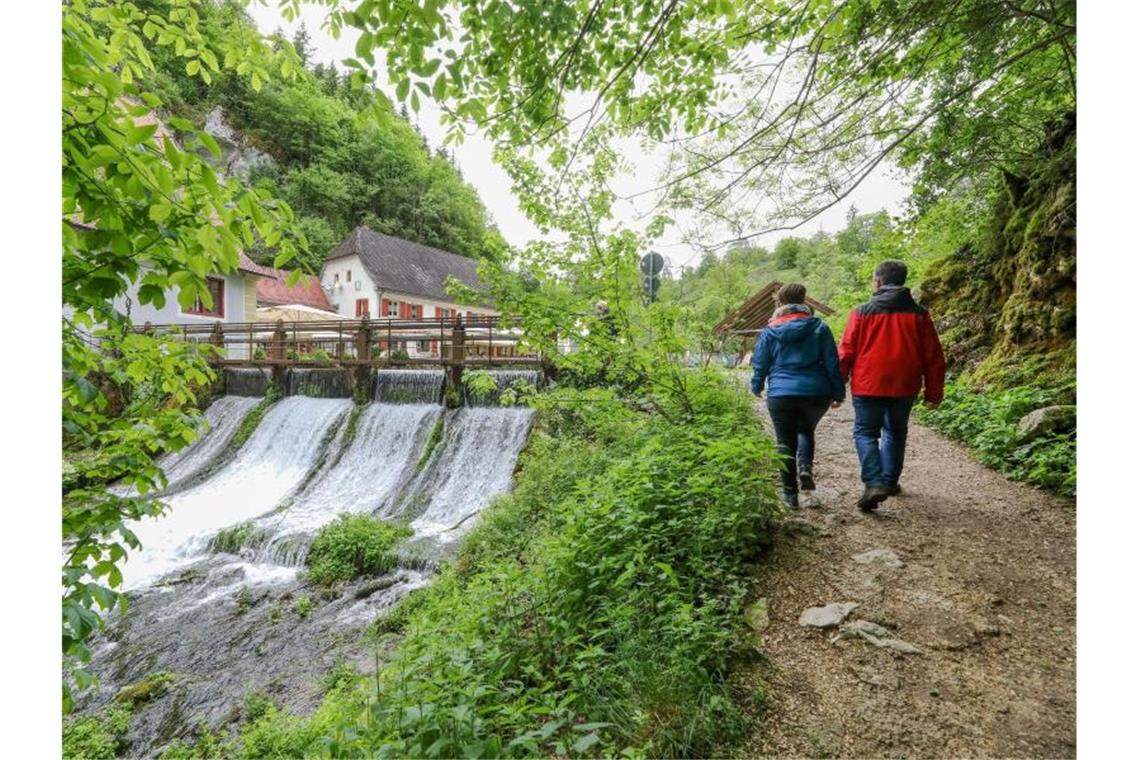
[431,340,438,354]
[466,310,473,324]
[381,298,389,317]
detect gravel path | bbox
[739,398,1076,759]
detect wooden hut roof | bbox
[712,281,835,336]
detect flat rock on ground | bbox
[737,393,1075,759]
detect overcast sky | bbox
[248,4,911,271]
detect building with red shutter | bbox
[319,225,500,358]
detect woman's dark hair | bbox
[776,282,807,305]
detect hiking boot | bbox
[885,483,902,496]
[780,491,800,510]
[799,470,816,492]
[857,485,891,512]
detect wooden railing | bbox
[131,315,541,368]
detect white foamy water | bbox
[158,396,262,491]
[121,397,351,589]
[254,403,442,561]
[402,407,534,539]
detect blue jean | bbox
[852,395,916,487]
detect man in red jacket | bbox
[839,260,946,512]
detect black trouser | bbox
[766,395,831,495]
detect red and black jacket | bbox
[838,286,946,403]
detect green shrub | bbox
[304,515,414,586]
[316,372,782,757]
[63,705,132,760]
[918,376,1075,496]
[295,596,313,620]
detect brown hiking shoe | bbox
[857,485,891,512]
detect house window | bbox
[346,270,352,282]
[355,298,370,317]
[184,277,225,318]
[417,340,432,353]
[384,299,398,317]
[333,273,339,284]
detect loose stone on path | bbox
[852,548,904,568]
[799,602,859,628]
[834,619,925,655]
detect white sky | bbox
[248,4,910,271]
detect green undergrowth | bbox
[152,371,783,759]
[63,704,132,760]
[217,371,782,759]
[917,373,1075,497]
[304,514,414,586]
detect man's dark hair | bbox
[874,259,908,286]
[776,282,807,305]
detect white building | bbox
[319,225,501,358]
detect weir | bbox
[374,369,446,404]
[88,381,534,752]
[253,403,443,565]
[397,407,534,541]
[120,397,351,589]
[223,368,273,397]
[285,368,353,398]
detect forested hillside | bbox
[141,0,499,272]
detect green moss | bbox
[415,415,445,473]
[304,514,413,586]
[210,522,256,555]
[295,595,313,620]
[114,671,176,705]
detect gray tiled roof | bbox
[325,226,481,302]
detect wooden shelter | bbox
[713,281,835,345]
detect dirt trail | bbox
[740,398,1075,759]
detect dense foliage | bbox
[304,514,413,586]
[143,0,499,271]
[62,0,302,710]
[152,374,781,758]
[917,376,1075,498]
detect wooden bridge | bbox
[133,315,544,389]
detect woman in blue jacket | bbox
[751,283,845,508]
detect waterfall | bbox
[286,368,353,398]
[374,369,446,404]
[396,407,534,543]
[252,403,443,565]
[85,391,537,753]
[463,369,541,406]
[224,368,272,397]
[120,397,351,589]
[157,396,262,493]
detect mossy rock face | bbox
[115,671,176,705]
[919,113,1075,389]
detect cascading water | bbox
[286,368,353,398]
[373,369,445,404]
[252,403,443,565]
[120,397,351,589]
[112,395,262,497]
[397,407,534,542]
[156,395,263,493]
[463,368,541,406]
[82,386,534,756]
[224,368,272,397]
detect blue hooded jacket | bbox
[751,308,845,400]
